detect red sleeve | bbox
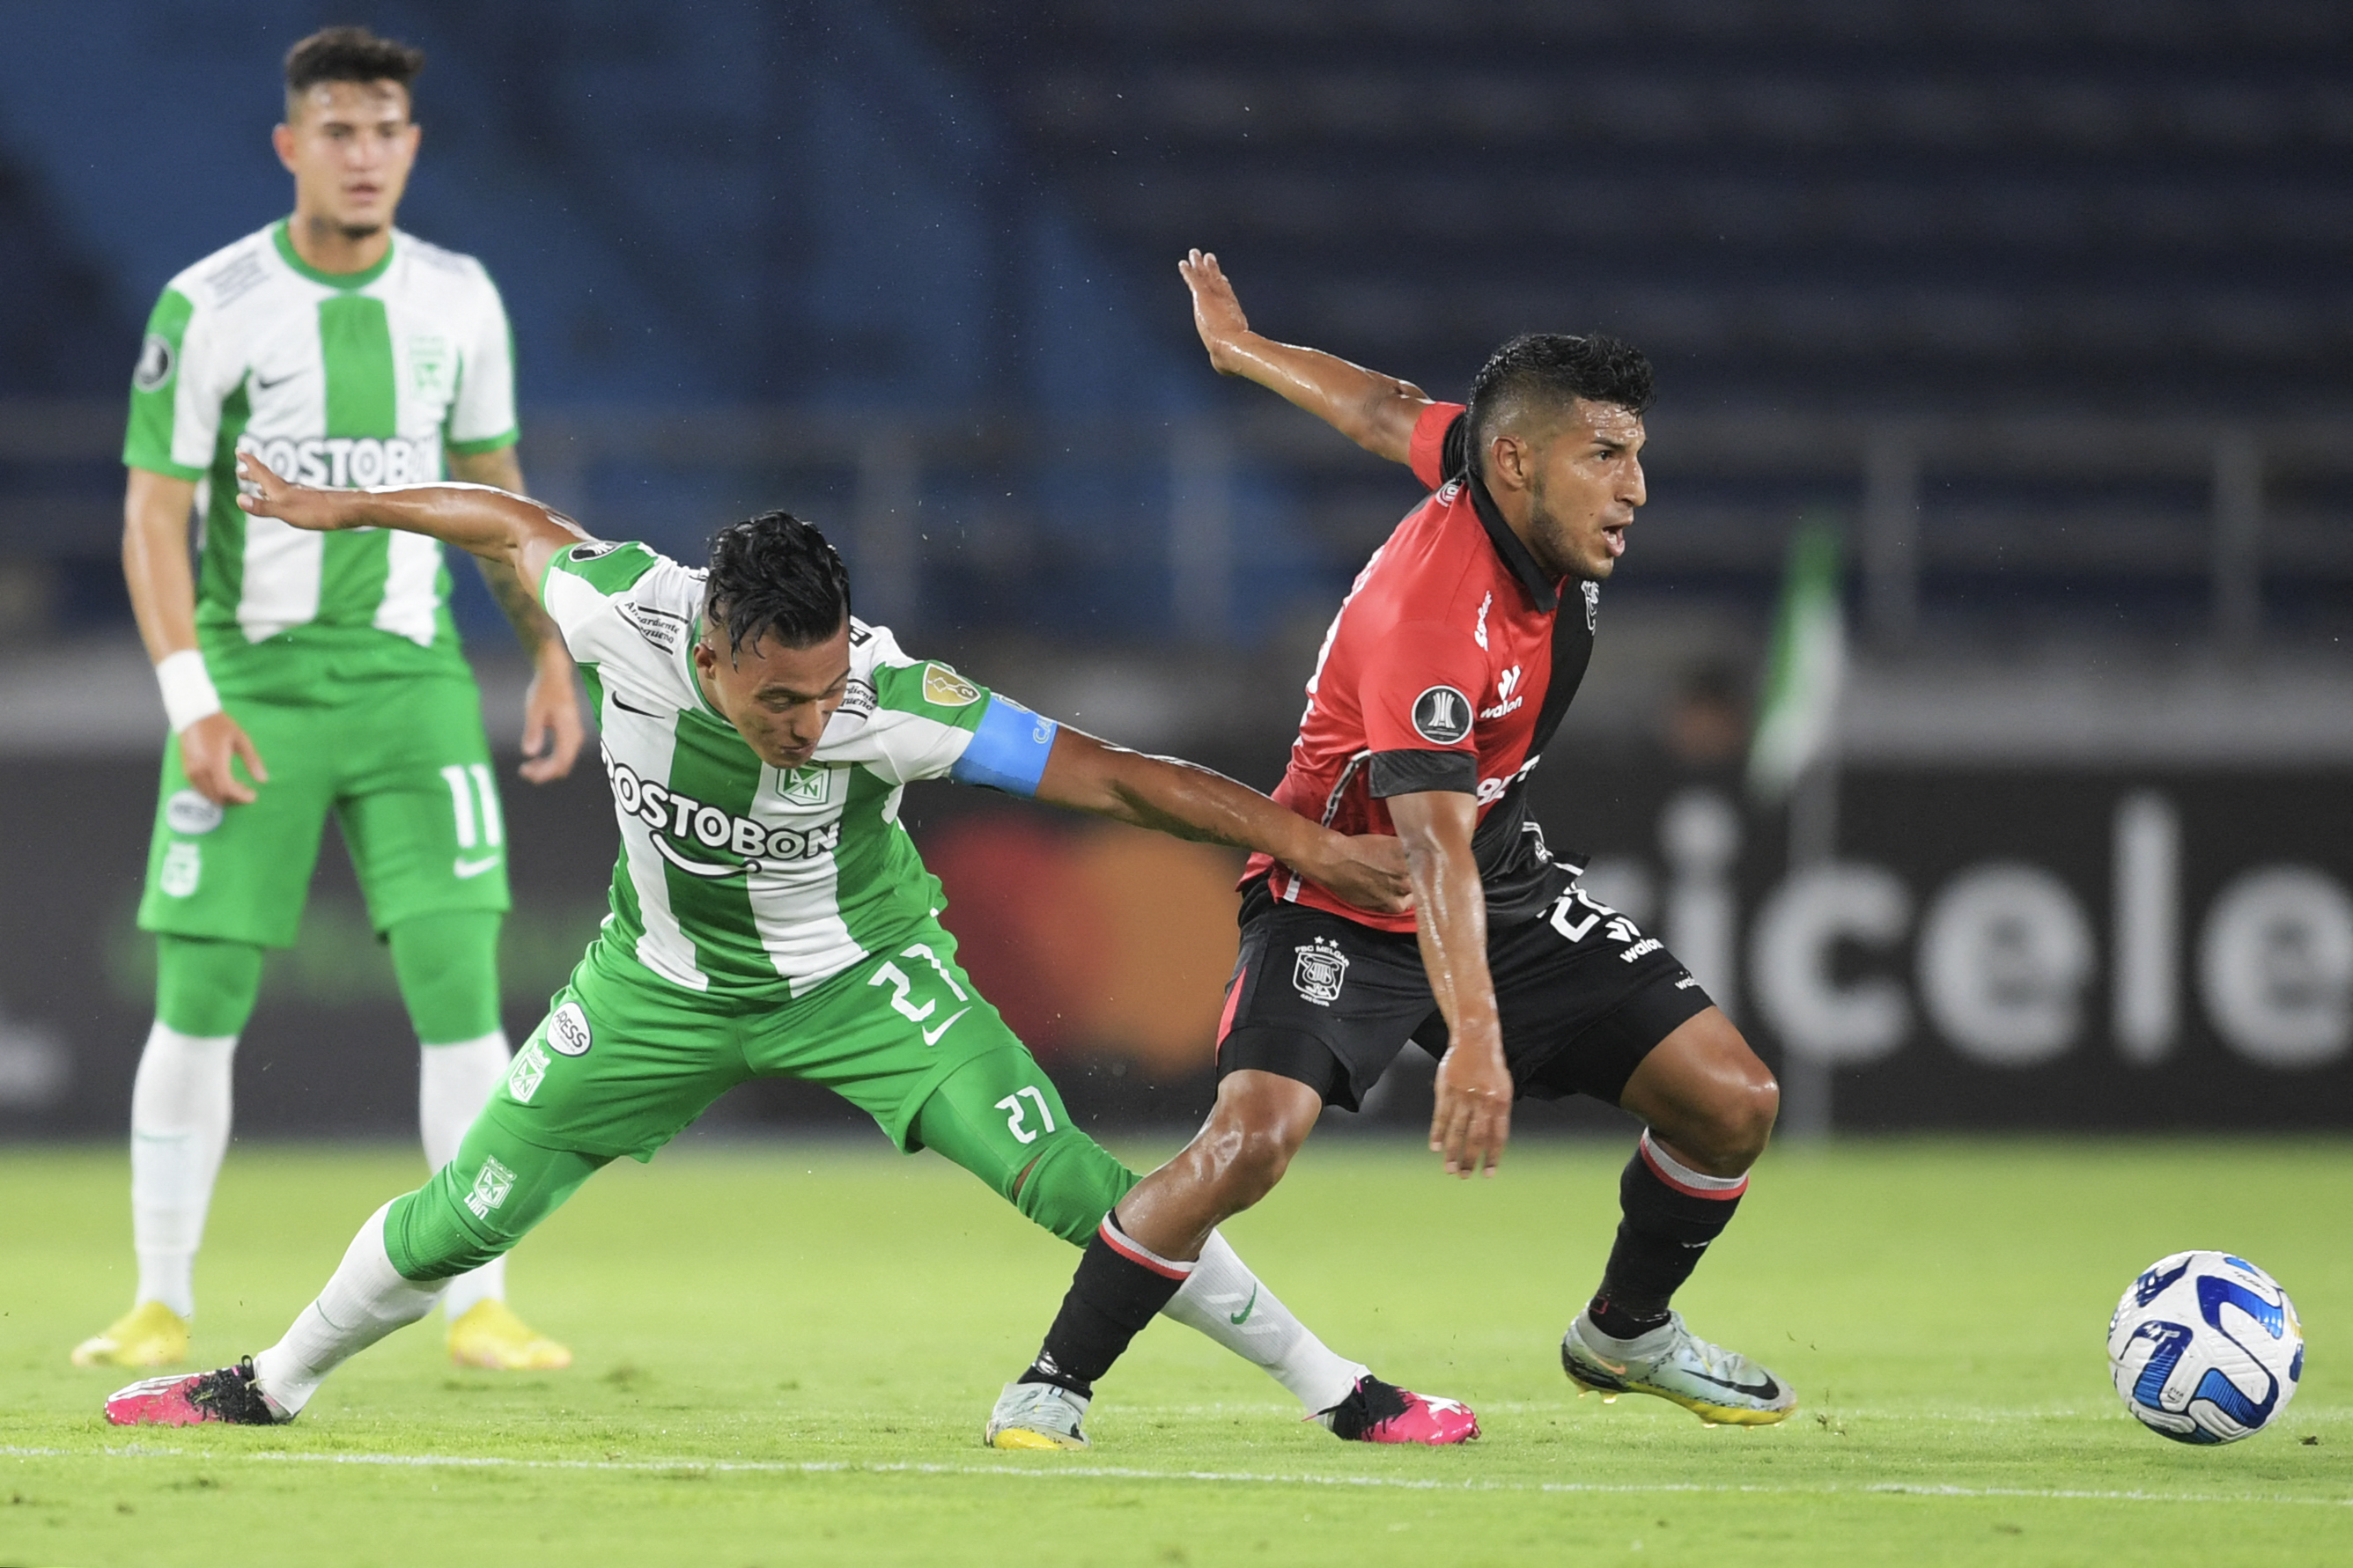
[1407,401,1468,493]
[1358,618,1486,797]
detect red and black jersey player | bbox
[983,252,1794,1452]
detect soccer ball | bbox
[2107,1251,2303,1445]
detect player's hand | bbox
[1430,1033,1512,1179]
[177,710,269,806]
[518,644,586,784]
[1179,248,1255,375]
[1305,831,1414,915]
[232,452,356,532]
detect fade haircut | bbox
[704,512,852,659]
[284,26,425,114]
[1464,333,1655,479]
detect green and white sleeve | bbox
[122,284,239,480]
[444,265,519,459]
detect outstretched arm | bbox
[1031,726,1412,917]
[233,452,593,607]
[446,445,586,784]
[1181,247,1432,466]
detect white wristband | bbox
[155,649,223,733]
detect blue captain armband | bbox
[949,696,1060,797]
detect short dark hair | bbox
[1464,333,1655,473]
[284,26,424,105]
[704,512,852,657]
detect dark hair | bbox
[704,512,852,657]
[284,26,425,103]
[1464,333,1655,474]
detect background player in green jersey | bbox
[101,453,1479,1447]
[78,28,585,1374]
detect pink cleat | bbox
[1320,1375,1480,1446]
[105,1358,286,1427]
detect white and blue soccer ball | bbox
[2108,1250,2303,1445]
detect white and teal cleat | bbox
[1561,1310,1796,1426]
[985,1380,1091,1450]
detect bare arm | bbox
[122,467,266,804]
[233,452,591,603]
[1387,789,1512,1177]
[1181,248,1433,466]
[1031,726,1412,917]
[446,445,586,784]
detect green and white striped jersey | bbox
[543,540,1029,999]
[123,220,518,696]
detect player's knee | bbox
[1186,1113,1302,1214]
[1687,1074,1779,1172]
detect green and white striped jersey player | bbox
[106,458,1481,1446]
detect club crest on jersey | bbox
[165,789,224,836]
[407,334,455,401]
[547,1001,594,1057]
[465,1156,518,1219]
[133,333,175,392]
[779,765,831,806]
[1293,939,1349,1006]
[1582,580,1601,632]
[506,1040,551,1103]
[1412,685,1473,745]
[159,842,201,898]
[922,664,981,708]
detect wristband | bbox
[155,649,224,733]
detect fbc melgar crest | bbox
[2107,1250,2303,1444]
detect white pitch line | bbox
[6,1446,2349,1508]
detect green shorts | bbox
[484,926,1068,1164]
[136,673,511,947]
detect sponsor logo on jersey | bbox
[1480,665,1525,720]
[165,789,224,836]
[506,1039,551,1102]
[159,842,202,898]
[235,432,439,490]
[1293,938,1350,1005]
[133,334,176,393]
[1582,580,1601,632]
[1412,685,1473,745]
[602,754,843,876]
[779,765,831,806]
[1476,754,1543,804]
[547,1001,594,1057]
[464,1155,518,1219]
[922,664,981,708]
[837,677,877,719]
[616,600,686,654]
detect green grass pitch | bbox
[4,1135,2349,1566]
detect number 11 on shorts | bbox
[440,763,505,850]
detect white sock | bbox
[129,1021,237,1320]
[418,1031,511,1320]
[253,1202,446,1417]
[1161,1231,1368,1414]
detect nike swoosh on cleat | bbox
[454,855,504,879]
[1683,1368,1783,1401]
[1228,1285,1258,1325]
[921,1007,971,1047]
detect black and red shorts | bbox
[1215,871,1714,1112]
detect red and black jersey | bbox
[1244,401,1597,933]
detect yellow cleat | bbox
[71,1300,190,1369]
[446,1299,573,1371]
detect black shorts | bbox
[1215,871,1715,1112]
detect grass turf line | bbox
[4,1136,2348,1565]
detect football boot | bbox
[1320,1375,1480,1445]
[1561,1309,1796,1425]
[447,1299,573,1371]
[106,1357,287,1427]
[70,1300,189,1369]
[984,1380,1091,1450]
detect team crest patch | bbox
[1582,580,1601,632]
[408,335,454,401]
[779,764,831,806]
[465,1156,517,1220]
[166,789,224,836]
[922,664,981,707]
[1292,939,1350,1006]
[159,842,202,898]
[133,333,175,392]
[546,1001,594,1057]
[506,1040,551,1104]
[1412,685,1473,745]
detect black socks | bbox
[1021,1211,1194,1397]
[1589,1130,1749,1340]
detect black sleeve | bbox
[1369,748,1478,798]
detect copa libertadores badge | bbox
[1412,685,1473,744]
[1292,939,1349,1006]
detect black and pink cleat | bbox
[1321,1375,1480,1445]
[105,1357,286,1427]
